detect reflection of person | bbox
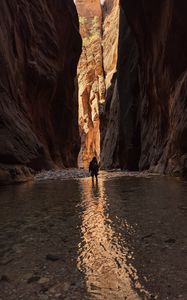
[89,157,99,184]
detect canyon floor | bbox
[0,170,186,300]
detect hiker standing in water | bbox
[89,157,99,184]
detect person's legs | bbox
[95,174,98,184]
[94,171,98,185]
[91,173,94,184]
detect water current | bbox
[0,170,186,300]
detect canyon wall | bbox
[76,0,187,176]
[76,0,120,168]
[119,0,187,177]
[0,0,81,184]
[76,0,105,168]
[117,8,140,171]
[100,0,120,169]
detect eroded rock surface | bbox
[119,0,187,176]
[100,0,120,169]
[76,0,120,169]
[0,0,81,184]
[76,0,105,168]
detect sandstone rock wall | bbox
[0,0,81,184]
[119,0,187,177]
[76,0,105,168]
[76,0,120,169]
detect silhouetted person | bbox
[89,157,99,184]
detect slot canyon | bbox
[0,1,186,300]
[0,0,186,182]
[76,0,187,176]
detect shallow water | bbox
[0,171,187,300]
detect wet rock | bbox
[0,275,10,282]
[40,286,49,294]
[63,282,70,292]
[46,254,60,262]
[23,272,34,281]
[178,205,187,211]
[41,227,49,234]
[141,233,154,240]
[39,295,49,300]
[0,257,14,266]
[27,276,40,284]
[38,277,50,284]
[0,165,34,185]
[165,238,176,244]
[49,284,60,294]
[55,294,62,298]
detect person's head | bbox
[93,156,97,162]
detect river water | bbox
[0,171,187,300]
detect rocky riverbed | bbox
[0,170,187,299]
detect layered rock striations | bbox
[0,0,81,184]
[76,0,120,168]
[76,0,105,168]
[119,0,187,177]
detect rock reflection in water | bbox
[77,177,149,299]
[0,171,186,299]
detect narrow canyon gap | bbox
[76,0,120,169]
[0,0,186,184]
[0,1,186,299]
[76,0,187,177]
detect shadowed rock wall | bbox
[119,0,187,177]
[117,8,140,171]
[100,0,120,169]
[0,0,82,184]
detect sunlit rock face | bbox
[76,0,119,168]
[76,0,105,168]
[0,0,81,184]
[119,0,187,176]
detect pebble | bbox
[164,238,176,244]
[38,277,50,284]
[23,272,34,281]
[0,274,10,282]
[40,295,49,300]
[46,254,60,261]
[27,276,40,284]
[55,293,62,298]
[63,282,70,292]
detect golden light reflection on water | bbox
[77,176,150,299]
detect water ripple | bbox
[77,177,150,299]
